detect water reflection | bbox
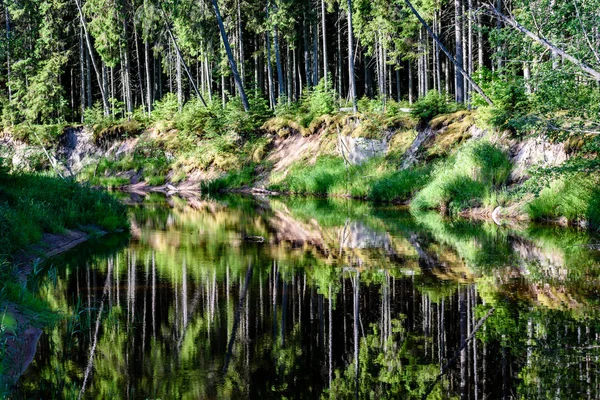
[15,195,600,399]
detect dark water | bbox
[15,194,600,399]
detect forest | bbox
[2,0,600,397]
[0,0,597,125]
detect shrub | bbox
[527,175,598,224]
[473,68,530,133]
[411,140,511,213]
[411,90,462,121]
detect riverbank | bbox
[2,99,599,230]
[0,171,128,393]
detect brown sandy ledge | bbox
[3,228,104,389]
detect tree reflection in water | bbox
[15,195,600,399]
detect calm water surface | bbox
[15,194,600,399]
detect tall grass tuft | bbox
[411,140,511,214]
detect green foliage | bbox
[276,78,339,128]
[411,141,511,213]
[0,172,128,263]
[411,90,462,121]
[271,156,429,203]
[474,69,531,133]
[369,167,431,203]
[151,93,180,122]
[202,163,257,192]
[527,174,600,227]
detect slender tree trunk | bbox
[79,28,86,121]
[274,26,285,98]
[176,43,183,111]
[408,59,413,104]
[337,5,342,97]
[86,45,92,108]
[145,40,152,115]
[120,9,133,114]
[402,0,493,104]
[132,20,145,111]
[211,0,250,111]
[454,0,464,102]
[4,0,11,102]
[346,0,357,112]
[478,11,483,76]
[396,68,401,101]
[496,0,502,71]
[467,0,473,104]
[312,18,319,86]
[303,11,311,88]
[266,30,275,109]
[237,0,245,84]
[73,0,110,115]
[321,0,328,85]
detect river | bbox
[15,194,600,399]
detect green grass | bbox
[202,163,258,192]
[0,171,128,262]
[527,175,600,228]
[411,140,511,214]
[268,156,431,203]
[369,167,431,203]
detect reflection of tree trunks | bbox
[353,271,360,400]
[79,257,113,400]
[422,307,495,400]
[473,286,479,400]
[460,287,467,400]
[152,252,156,338]
[408,234,437,269]
[223,263,254,374]
[282,277,288,346]
[328,284,333,387]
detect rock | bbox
[510,135,568,183]
[338,135,388,165]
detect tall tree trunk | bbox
[477,11,483,76]
[346,0,357,112]
[266,30,275,109]
[73,0,110,115]
[303,11,311,88]
[496,0,502,71]
[312,18,319,86]
[86,44,92,108]
[79,27,86,121]
[211,0,250,111]
[176,43,183,111]
[237,0,245,84]
[145,40,152,115]
[274,26,285,98]
[120,7,133,114]
[321,0,328,85]
[337,4,342,97]
[132,19,145,111]
[408,59,413,104]
[402,0,493,105]
[4,0,11,102]
[454,0,464,103]
[467,0,473,104]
